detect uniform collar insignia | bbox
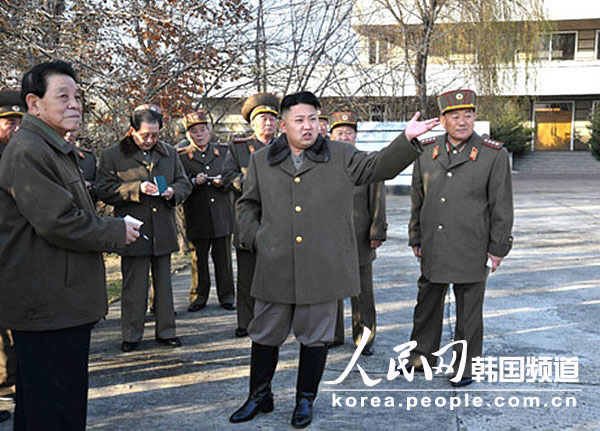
[470,147,478,161]
[432,145,439,160]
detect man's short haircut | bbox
[130,109,163,131]
[280,91,321,117]
[21,61,77,105]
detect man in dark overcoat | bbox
[0,61,139,430]
[221,92,279,338]
[96,104,192,352]
[329,111,386,356]
[179,110,235,312]
[230,91,439,428]
[408,89,514,387]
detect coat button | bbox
[447,171,453,177]
[152,208,157,213]
[206,165,210,170]
[210,198,215,203]
[294,177,301,183]
[440,197,446,203]
[295,205,302,213]
[296,236,303,244]
[438,224,444,231]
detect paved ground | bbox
[1,172,599,430]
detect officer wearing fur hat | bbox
[96,103,192,352]
[329,111,385,356]
[0,90,24,421]
[222,92,279,338]
[407,89,514,387]
[179,110,235,312]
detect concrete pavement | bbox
[1,172,599,430]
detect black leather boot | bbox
[291,344,328,429]
[229,342,279,423]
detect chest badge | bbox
[469,147,478,161]
[432,145,439,160]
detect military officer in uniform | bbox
[222,92,279,338]
[408,89,514,387]
[230,91,438,428]
[179,110,235,312]
[317,111,328,138]
[329,111,386,356]
[0,90,24,421]
[96,104,192,352]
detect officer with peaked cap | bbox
[222,92,279,338]
[0,90,25,156]
[0,90,23,413]
[329,111,385,356]
[407,89,514,387]
[179,110,235,313]
[317,111,328,138]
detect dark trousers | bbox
[189,235,235,306]
[409,275,486,377]
[334,263,376,346]
[12,323,93,431]
[121,255,176,342]
[235,248,255,330]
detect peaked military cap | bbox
[438,89,476,114]
[0,90,25,118]
[241,92,279,123]
[182,110,209,130]
[318,111,328,121]
[329,111,358,131]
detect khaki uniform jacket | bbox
[179,142,234,240]
[237,133,421,305]
[96,137,191,256]
[354,182,387,265]
[0,114,126,331]
[408,132,514,283]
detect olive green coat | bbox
[0,114,126,331]
[237,133,421,305]
[408,132,514,283]
[96,137,191,256]
[353,182,386,265]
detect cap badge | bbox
[12,105,21,112]
[456,93,463,101]
[342,114,348,121]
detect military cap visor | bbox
[183,111,209,130]
[438,89,476,114]
[0,90,25,118]
[241,92,279,123]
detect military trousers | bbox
[248,299,337,347]
[0,328,15,395]
[235,248,255,330]
[409,275,486,378]
[334,262,376,346]
[121,255,176,343]
[12,323,93,431]
[189,235,235,307]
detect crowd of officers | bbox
[0,60,513,430]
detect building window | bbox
[369,103,387,121]
[539,32,577,61]
[368,37,390,65]
[596,30,600,60]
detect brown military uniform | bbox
[408,130,514,377]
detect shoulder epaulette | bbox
[482,137,504,150]
[79,147,94,154]
[420,136,439,146]
[176,146,188,154]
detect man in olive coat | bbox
[0,61,139,430]
[96,104,192,352]
[179,110,235,312]
[408,89,514,387]
[222,92,279,337]
[329,111,386,356]
[230,91,439,428]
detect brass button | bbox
[296,236,303,244]
[210,198,215,203]
[152,208,157,213]
[447,171,453,178]
[295,205,302,213]
[294,177,301,184]
[452,149,458,154]
[440,197,446,203]
[438,225,444,231]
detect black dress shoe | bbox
[221,302,236,311]
[361,344,374,356]
[229,392,274,423]
[156,337,182,348]
[121,341,139,352]
[187,303,205,312]
[451,377,473,387]
[235,327,248,337]
[0,410,10,423]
